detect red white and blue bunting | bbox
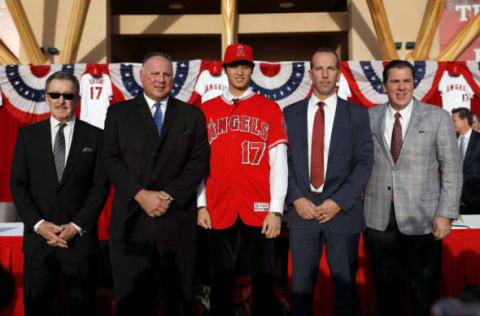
[108,60,202,102]
[0,64,86,122]
[1,61,479,124]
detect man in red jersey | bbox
[197,43,288,315]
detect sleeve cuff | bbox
[196,179,207,208]
[33,219,45,233]
[71,222,84,236]
[269,199,285,214]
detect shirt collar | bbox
[309,93,337,110]
[143,93,169,111]
[387,98,414,119]
[462,128,473,140]
[223,87,254,103]
[50,115,76,128]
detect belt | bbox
[311,191,322,199]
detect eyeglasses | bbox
[47,92,75,100]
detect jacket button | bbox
[387,186,391,190]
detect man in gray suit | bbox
[364,60,462,316]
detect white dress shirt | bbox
[308,93,337,193]
[144,93,168,121]
[384,99,414,149]
[34,115,83,235]
[50,115,75,162]
[458,128,472,159]
[197,88,288,214]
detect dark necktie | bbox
[391,112,403,163]
[53,123,67,182]
[311,102,325,189]
[153,102,163,136]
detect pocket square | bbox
[82,147,94,152]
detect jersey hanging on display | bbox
[193,62,228,104]
[79,73,113,129]
[438,71,474,114]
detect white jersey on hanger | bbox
[79,73,113,129]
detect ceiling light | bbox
[169,3,184,10]
[279,2,295,9]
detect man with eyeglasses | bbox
[10,71,110,315]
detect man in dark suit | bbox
[10,71,109,316]
[364,60,462,316]
[103,52,209,316]
[283,47,373,316]
[452,107,480,214]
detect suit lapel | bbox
[375,104,394,167]
[327,97,345,167]
[60,120,86,186]
[158,97,178,147]
[397,99,421,165]
[295,100,309,183]
[38,120,58,183]
[464,130,478,167]
[136,95,159,137]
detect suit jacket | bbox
[283,97,373,234]
[461,130,480,209]
[9,119,109,261]
[103,95,209,241]
[364,99,462,235]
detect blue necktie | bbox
[153,102,163,136]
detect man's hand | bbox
[38,221,68,248]
[316,199,341,224]
[432,216,452,240]
[293,197,318,220]
[262,212,281,238]
[135,189,172,217]
[57,223,79,242]
[197,207,212,229]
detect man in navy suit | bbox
[452,107,480,214]
[283,47,373,315]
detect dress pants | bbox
[23,248,96,316]
[109,238,196,316]
[365,204,442,316]
[460,202,480,215]
[208,218,281,316]
[290,223,360,316]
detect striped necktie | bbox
[53,123,67,182]
[390,112,403,164]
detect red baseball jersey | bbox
[201,93,288,229]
